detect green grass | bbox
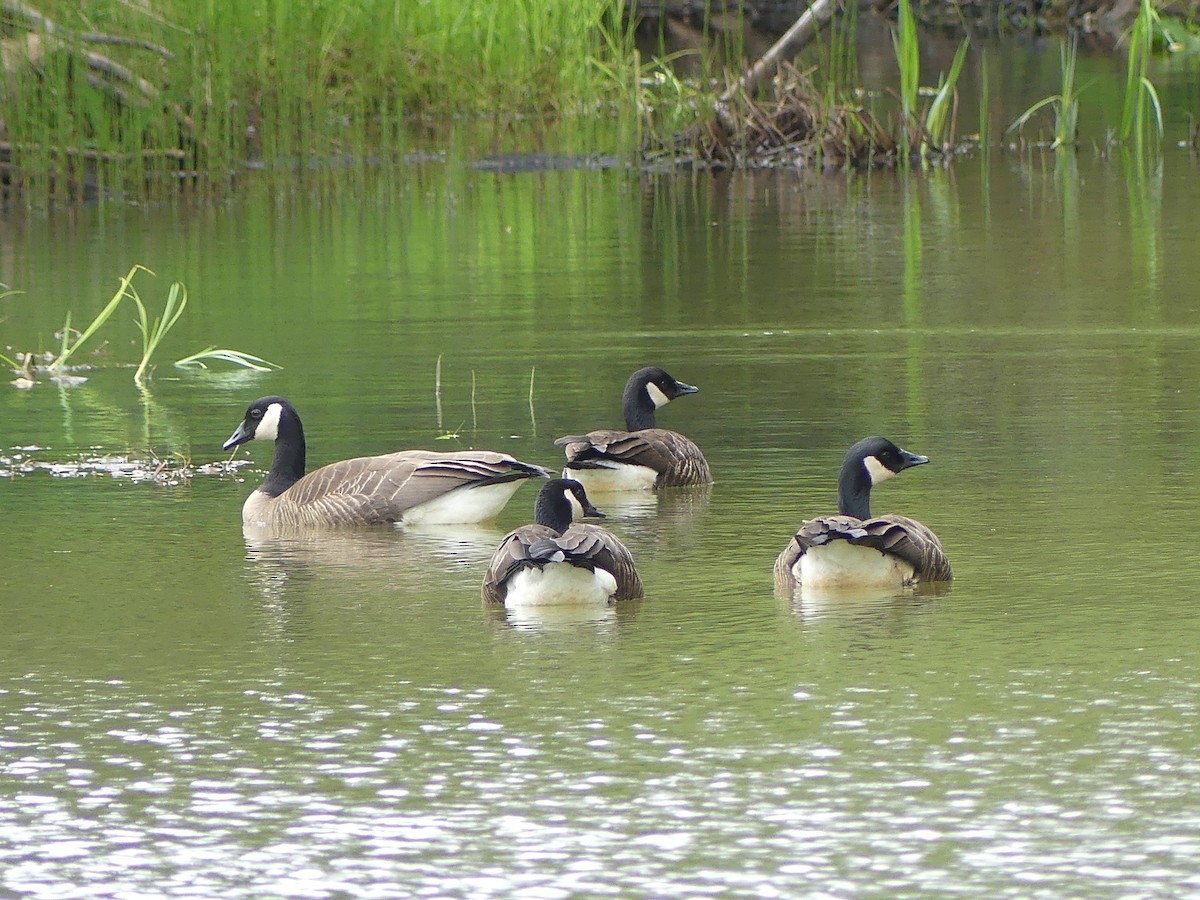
[3,0,1184,190]
[3,0,639,200]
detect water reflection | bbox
[782,580,953,623]
[485,598,646,631]
[243,522,498,568]
[604,485,713,560]
[240,522,501,599]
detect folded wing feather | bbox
[271,450,539,527]
[775,514,952,586]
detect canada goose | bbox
[482,478,643,606]
[555,366,712,490]
[775,436,952,590]
[223,396,550,527]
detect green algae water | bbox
[3,44,1200,895]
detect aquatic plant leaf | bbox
[174,348,282,372]
[926,39,969,146]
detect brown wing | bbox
[555,428,711,487]
[272,450,544,527]
[785,513,953,583]
[480,523,644,604]
[774,537,805,590]
[866,515,953,582]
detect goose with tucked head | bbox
[554,366,712,491]
[482,478,643,607]
[223,396,549,527]
[774,436,952,590]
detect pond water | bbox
[3,36,1200,899]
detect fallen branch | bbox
[78,32,174,61]
[714,0,838,131]
[0,140,187,162]
[1,0,194,132]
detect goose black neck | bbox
[262,412,306,497]
[837,459,872,520]
[622,379,657,431]
[533,485,573,534]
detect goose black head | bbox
[852,436,929,484]
[838,436,929,519]
[534,477,606,533]
[623,366,699,430]
[223,396,295,450]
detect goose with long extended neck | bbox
[223,396,549,527]
[774,436,952,590]
[555,366,712,491]
[482,478,643,607]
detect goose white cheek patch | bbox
[646,382,671,408]
[864,455,896,485]
[254,402,283,441]
[566,489,585,521]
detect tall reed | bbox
[893,0,921,157]
[1120,0,1164,145]
[889,0,967,159]
[925,41,970,151]
[1009,38,1080,148]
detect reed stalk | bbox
[925,40,969,151]
[131,280,188,384]
[893,0,921,156]
[1009,38,1080,149]
[529,366,537,437]
[978,49,991,151]
[1120,0,1164,145]
[49,265,148,371]
[435,354,444,431]
[36,265,277,384]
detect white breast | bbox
[798,540,915,589]
[400,480,526,526]
[242,490,275,526]
[561,462,658,493]
[504,563,618,607]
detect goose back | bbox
[482,522,643,605]
[244,449,545,528]
[775,514,952,589]
[482,477,643,606]
[555,428,711,489]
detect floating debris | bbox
[0,448,254,485]
[47,374,88,387]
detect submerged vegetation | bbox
[0,0,1196,198]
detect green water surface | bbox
[3,59,1200,897]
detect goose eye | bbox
[250,409,263,419]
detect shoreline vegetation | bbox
[1,0,1197,202]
